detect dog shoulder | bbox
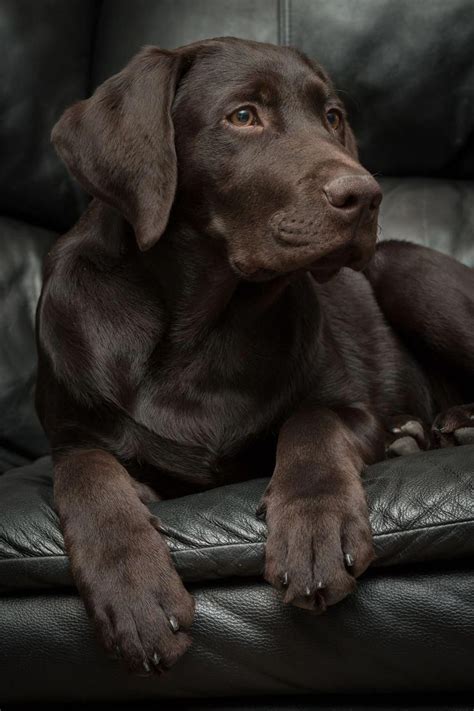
[36,201,166,408]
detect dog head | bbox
[52,38,381,281]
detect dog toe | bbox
[386,435,421,458]
[386,415,430,457]
[432,404,474,447]
[454,426,474,445]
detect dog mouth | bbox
[309,262,343,283]
[231,240,372,284]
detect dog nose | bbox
[323,175,382,221]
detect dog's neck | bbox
[141,222,293,344]
[82,202,297,345]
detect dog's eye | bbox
[228,107,259,128]
[326,110,341,130]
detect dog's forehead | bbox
[179,39,330,106]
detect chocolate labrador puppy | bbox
[36,37,474,674]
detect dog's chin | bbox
[310,240,376,282]
[310,252,366,283]
[310,264,343,283]
[230,260,281,283]
[231,259,341,284]
[230,243,375,284]
[231,257,345,284]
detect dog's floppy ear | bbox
[52,47,184,251]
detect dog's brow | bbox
[303,77,331,106]
[227,79,279,108]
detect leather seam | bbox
[278,0,291,46]
[372,516,474,537]
[1,514,474,563]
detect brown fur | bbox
[36,38,474,674]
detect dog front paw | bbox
[262,494,374,612]
[76,523,195,675]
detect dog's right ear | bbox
[51,47,185,251]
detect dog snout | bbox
[323,175,382,223]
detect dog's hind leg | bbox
[365,240,474,389]
[365,240,474,444]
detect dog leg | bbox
[53,448,194,674]
[258,405,377,612]
[131,478,161,504]
[365,241,474,389]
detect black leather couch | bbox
[1,0,473,707]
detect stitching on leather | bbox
[278,0,291,46]
[371,515,474,537]
[370,468,474,534]
[0,555,67,563]
[2,514,474,566]
[167,515,474,549]
[287,0,292,46]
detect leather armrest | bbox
[0,446,473,592]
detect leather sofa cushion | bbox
[93,0,280,85]
[289,0,474,179]
[1,567,473,701]
[0,0,94,232]
[1,446,473,593]
[0,217,54,469]
[379,178,474,266]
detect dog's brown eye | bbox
[228,107,258,127]
[326,110,341,130]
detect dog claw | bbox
[281,571,289,587]
[152,652,161,667]
[305,586,311,597]
[344,553,354,568]
[169,615,180,633]
[317,580,324,590]
[143,660,151,674]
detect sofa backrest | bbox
[93,0,474,181]
[2,0,474,237]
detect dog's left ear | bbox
[52,47,185,251]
